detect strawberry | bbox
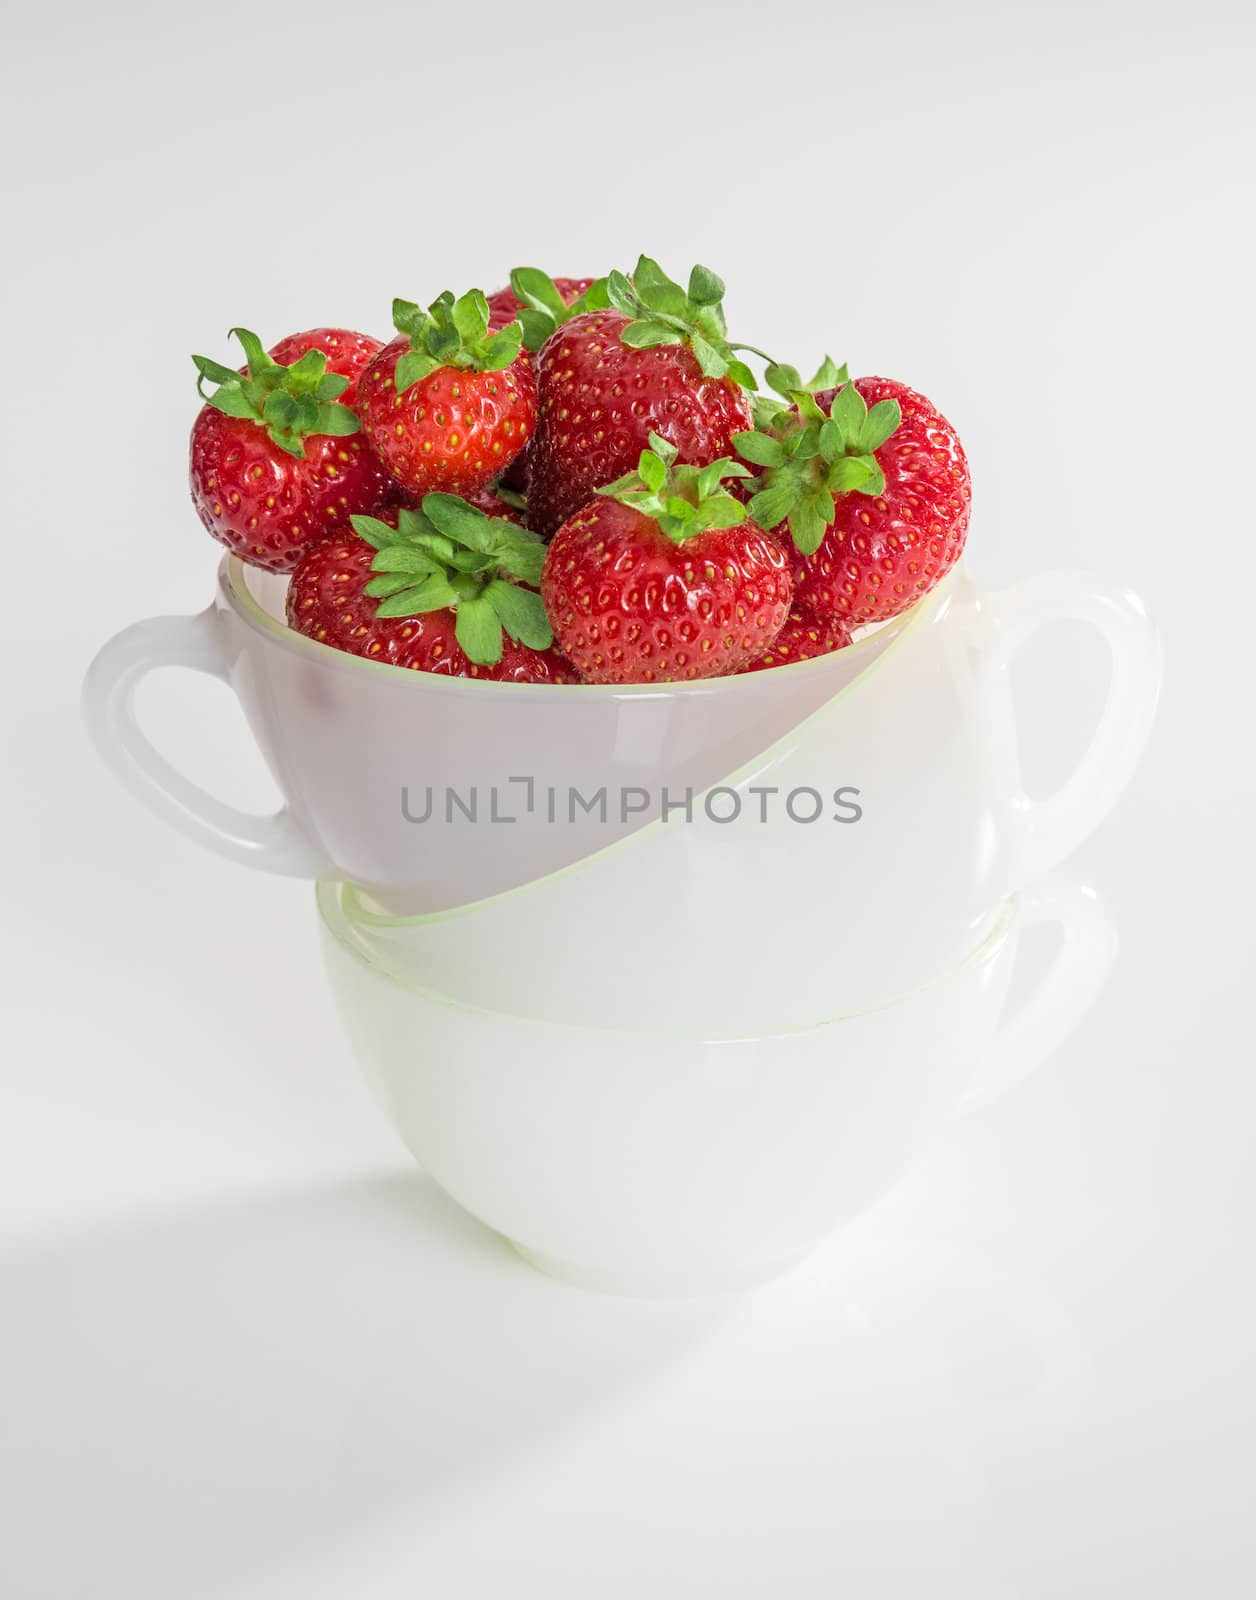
[189,327,393,573]
[356,289,536,500]
[487,271,601,337]
[541,434,791,684]
[741,609,853,673]
[286,493,572,682]
[284,507,416,665]
[735,376,971,625]
[527,257,757,538]
[487,271,607,493]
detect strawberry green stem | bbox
[597,432,753,544]
[191,328,361,459]
[351,494,552,666]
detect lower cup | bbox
[317,875,1115,1296]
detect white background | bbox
[2,2,1254,1595]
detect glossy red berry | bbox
[356,337,536,499]
[792,378,971,625]
[542,498,791,684]
[189,326,392,575]
[528,310,753,538]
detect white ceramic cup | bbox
[319,873,1116,1296]
[329,564,1158,1030]
[83,561,1159,942]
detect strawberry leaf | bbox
[830,381,867,445]
[733,430,784,468]
[376,576,460,618]
[808,355,846,390]
[517,308,556,350]
[605,271,637,317]
[690,335,728,378]
[395,349,439,392]
[580,279,612,311]
[858,458,887,498]
[202,384,256,420]
[696,457,747,499]
[510,267,567,321]
[451,289,490,343]
[454,595,505,666]
[688,264,725,307]
[620,321,683,349]
[350,514,402,550]
[765,363,804,398]
[192,354,244,391]
[370,546,443,576]
[639,449,667,494]
[485,580,553,650]
[700,491,748,530]
[422,492,494,553]
[489,527,547,587]
[365,572,425,599]
[790,493,835,555]
[481,326,523,369]
[631,256,674,297]
[829,456,877,492]
[313,404,360,437]
[748,477,798,532]
[858,399,902,453]
[792,428,822,462]
[818,418,844,462]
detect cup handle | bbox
[986,573,1162,881]
[960,875,1117,1115]
[82,608,328,877]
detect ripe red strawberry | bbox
[741,609,853,673]
[356,289,536,500]
[527,257,757,538]
[541,435,791,684]
[487,272,599,335]
[736,377,971,625]
[487,271,607,493]
[286,493,572,682]
[284,507,418,665]
[189,327,393,573]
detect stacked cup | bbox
[85,553,1160,1293]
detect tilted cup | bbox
[83,554,913,904]
[84,561,1159,1001]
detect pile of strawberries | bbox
[189,258,972,685]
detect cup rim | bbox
[317,879,1016,1044]
[222,552,949,699]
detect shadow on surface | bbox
[0,1173,727,1600]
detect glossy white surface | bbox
[4,1,1254,1595]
